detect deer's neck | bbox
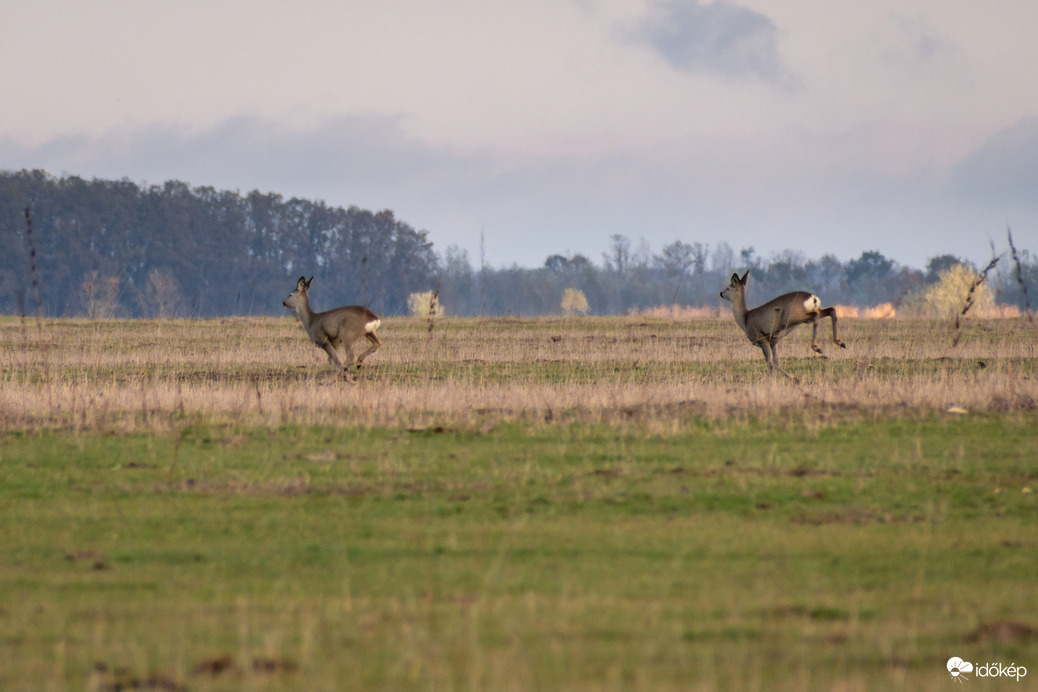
[729,292,750,331]
[291,297,316,329]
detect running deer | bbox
[719,271,845,382]
[283,276,381,381]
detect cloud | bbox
[879,15,966,71]
[948,115,1038,208]
[0,115,487,206]
[633,0,793,85]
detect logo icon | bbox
[947,657,973,683]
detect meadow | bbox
[1,314,1036,690]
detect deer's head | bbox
[283,276,313,309]
[719,271,748,301]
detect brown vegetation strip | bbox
[2,316,1037,432]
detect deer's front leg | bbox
[321,343,358,382]
[319,341,344,368]
[756,340,774,372]
[770,343,799,383]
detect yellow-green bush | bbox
[907,264,993,318]
[408,290,442,317]
[560,287,590,316]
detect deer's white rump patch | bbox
[365,319,381,334]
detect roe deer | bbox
[283,276,381,381]
[720,271,845,382]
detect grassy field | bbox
[1,314,1036,690]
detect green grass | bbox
[2,415,1036,690]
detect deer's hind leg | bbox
[809,315,826,356]
[355,331,382,369]
[819,307,846,349]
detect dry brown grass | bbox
[831,303,898,318]
[1,314,1036,432]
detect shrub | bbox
[407,290,442,318]
[913,264,994,318]
[560,288,590,316]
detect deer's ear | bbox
[730,273,741,284]
[739,271,749,284]
[305,277,313,289]
[296,276,307,289]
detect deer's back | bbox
[316,305,380,335]
[746,291,821,336]
[755,291,819,314]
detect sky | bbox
[3,0,1038,271]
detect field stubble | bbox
[1,315,1035,431]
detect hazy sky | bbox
[4,0,1038,270]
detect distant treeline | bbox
[1,169,1034,317]
[0,170,437,317]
